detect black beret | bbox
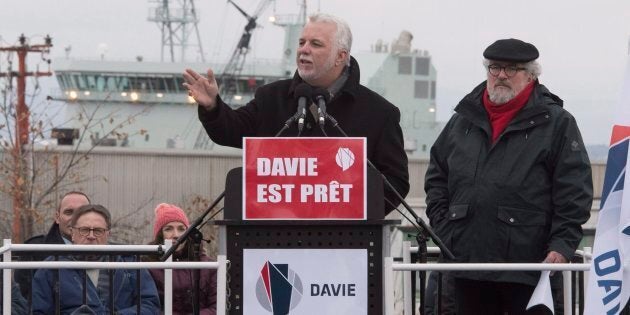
[483,38,539,63]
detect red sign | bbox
[243,137,366,220]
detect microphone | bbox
[312,88,330,127]
[273,83,312,137]
[294,83,312,133]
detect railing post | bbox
[402,241,412,315]
[164,239,173,315]
[582,247,592,264]
[583,246,592,296]
[563,270,573,315]
[3,239,11,315]
[384,257,395,315]
[582,246,592,315]
[217,255,227,315]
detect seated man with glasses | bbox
[425,38,592,314]
[31,204,160,314]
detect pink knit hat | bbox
[153,203,190,238]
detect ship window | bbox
[118,77,130,91]
[128,76,138,90]
[86,75,96,90]
[105,76,117,91]
[158,78,167,93]
[74,75,87,90]
[415,57,430,75]
[56,74,68,90]
[96,76,106,92]
[238,79,249,93]
[162,78,174,93]
[174,77,184,93]
[148,78,161,92]
[163,77,175,93]
[65,75,76,89]
[67,74,76,89]
[136,78,150,92]
[414,80,429,99]
[398,56,412,75]
[430,81,436,100]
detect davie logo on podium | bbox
[243,137,367,220]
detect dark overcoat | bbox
[425,81,593,286]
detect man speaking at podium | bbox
[183,13,409,215]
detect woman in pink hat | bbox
[148,203,217,315]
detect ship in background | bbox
[50,0,441,157]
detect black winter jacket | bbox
[425,81,593,286]
[199,57,409,215]
[14,223,66,300]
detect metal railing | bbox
[0,239,228,315]
[387,243,593,315]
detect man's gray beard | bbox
[488,89,515,105]
[297,54,337,84]
[297,68,312,82]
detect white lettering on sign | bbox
[257,158,318,176]
[300,181,353,202]
[257,184,295,203]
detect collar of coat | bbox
[455,80,564,132]
[287,56,361,101]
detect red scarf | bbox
[482,82,535,143]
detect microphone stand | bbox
[275,110,303,137]
[324,113,454,259]
[323,113,453,314]
[160,191,225,262]
[190,229,203,315]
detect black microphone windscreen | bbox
[312,88,330,103]
[294,83,313,100]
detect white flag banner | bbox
[527,271,554,314]
[584,61,630,314]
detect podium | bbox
[215,166,399,315]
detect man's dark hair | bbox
[70,204,111,229]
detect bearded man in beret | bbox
[424,38,593,314]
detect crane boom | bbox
[218,0,272,105]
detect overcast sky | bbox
[1,0,629,145]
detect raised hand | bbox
[182,68,219,110]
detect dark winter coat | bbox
[0,273,27,315]
[149,252,217,315]
[198,57,409,215]
[15,222,66,300]
[425,81,593,286]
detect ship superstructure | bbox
[51,1,440,157]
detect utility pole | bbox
[0,34,53,242]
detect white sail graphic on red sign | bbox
[335,148,355,171]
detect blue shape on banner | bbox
[601,140,627,208]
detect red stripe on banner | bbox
[261,261,272,300]
[611,125,630,145]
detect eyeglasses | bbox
[73,227,109,237]
[487,64,527,78]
